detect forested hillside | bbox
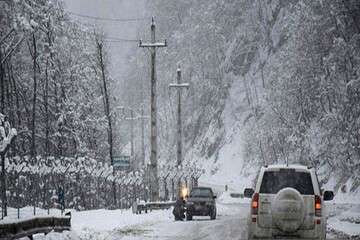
[128,0,360,191]
[0,0,116,159]
[0,0,130,210]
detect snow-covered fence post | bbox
[142,176,148,203]
[15,164,26,217]
[96,168,105,208]
[169,167,177,201]
[118,174,127,209]
[119,183,123,209]
[131,179,136,205]
[162,171,170,201]
[136,169,145,202]
[124,182,129,209]
[0,113,17,218]
[114,172,123,209]
[126,175,133,208]
[103,169,113,208]
[134,171,143,203]
[171,177,176,201]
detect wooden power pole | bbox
[139,17,167,201]
[141,105,145,166]
[130,109,134,162]
[169,65,189,166]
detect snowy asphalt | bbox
[32,200,360,239]
[119,203,249,240]
[33,202,249,240]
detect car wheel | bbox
[186,213,193,221]
[210,209,216,220]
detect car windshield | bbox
[190,188,212,198]
[260,169,314,195]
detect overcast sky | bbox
[63,0,146,86]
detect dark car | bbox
[185,187,217,220]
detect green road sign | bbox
[113,156,130,170]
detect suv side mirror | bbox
[244,188,254,198]
[323,190,334,201]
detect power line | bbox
[67,11,147,22]
[104,36,139,42]
[66,35,139,43]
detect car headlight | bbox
[181,186,189,198]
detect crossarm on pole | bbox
[139,40,167,48]
[169,83,190,89]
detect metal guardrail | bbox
[132,201,175,214]
[0,216,71,240]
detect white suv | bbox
[244,165,334,240]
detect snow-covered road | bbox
[118,203,248,240]
[32,194,360,240]
[34,197,250,240]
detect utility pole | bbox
[130,109,134,162]
[169,65,189,166]
[139,17,167,201]
[140,105,145,166]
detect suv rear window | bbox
[260,169,314,195]
[190,188,212,198]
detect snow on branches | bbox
[0,113,17,154]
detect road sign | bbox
[113,156,130,170]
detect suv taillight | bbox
[315,195,321,217]
[251,193,259,215]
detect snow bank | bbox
[71,208,173,234]
[33,231,79,240]
[29,208,173,239]
[328,217,360,237]
[327,202,360,238]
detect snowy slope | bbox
[192,1,360,202]
[199,73,258,192]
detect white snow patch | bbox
[333,178,360,204]
[328,217,360,237]
[217,191,250,205]
[33,231,79,240]
[71,208,173,234]
[199,72,259,193]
